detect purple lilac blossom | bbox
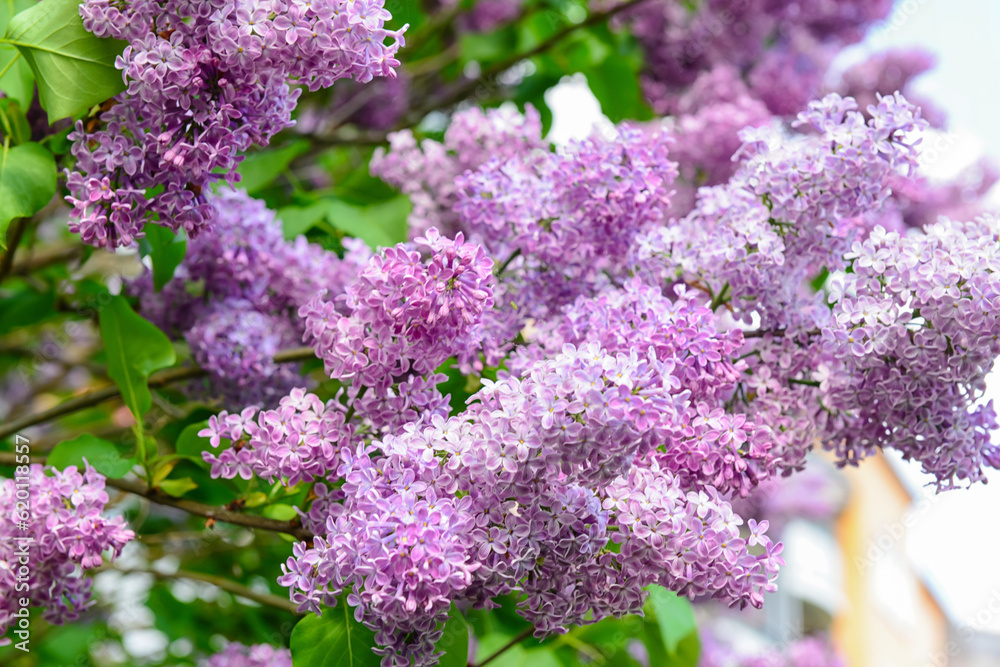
[0,464,134,637]
[131,189,371,405]
[203,642,292,667]
[267,340,782,666]
[627,0,893,116]
[70,0,407,249]
[370,104,546,239]
[699,632,844,667]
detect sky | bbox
[544,0,1000,635]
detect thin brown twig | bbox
[401,0,653,127]
[10,242,84,277]
[110,567,302,615]
[474,626,535,667]
[0,451,314,540]
[0,346,317,441]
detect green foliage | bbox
[99,295,177,419]
[236,139,310,193]
[643,586,700,667]
[0,97,32,144]
[3,0,126,119]
[279,200,332,239]
[326,196,411,249]
[291,602,382,667]
[0,0,36,108]
[0,287,54,334]
[47,434,137,478]
[437,607,470,667]
[646,585,697,655]
[143,224,188,292]
[0,141,56,246]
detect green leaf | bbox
[436,607,469,667]
[0,288,55,334]
[4,0,126,120]
[278,200,330,239]
[0,46,33,109]
[99,295,176,419]
[584,57,653,123]
[262,503,297,521]
[47,434,137,478]
[0,141,56,246]
[158,477,198,497]
[175,420,217,468]
[235,139,309,194]
[0,98,32,145]
[291,601,382,667]
[326,196,410,250]
[0,0,36,108]
[645,586,696,657]
[143,224,187,291]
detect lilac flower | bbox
[0,464,134,636]
[203,642,292,667]
[72,0,407,248]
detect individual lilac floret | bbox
[71,0,407,248]
[0,464,134,637]
[203,642,291,667]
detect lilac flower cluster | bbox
[370,104,546,239]
[0,464,134,636]
[700,633,844,667]
[200,388,350,484]
[70,0,407,248]
[631,93,926,330]
[194,88,1000,665]
[276,339,781,665]
[517,280,774,497]
[299,227,496,386]
[629,0,892,117]
[452,123,677,353]
[819,218,1000,487]
[203,642,292,667]
[132,189,370,405]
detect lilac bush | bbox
[2,0,998,665]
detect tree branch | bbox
[401,0,653,126]
[474,626,535,667]
[9,241,84,277]
[0,346,317,440]
[0,450,314,541]
[110,567,302,615]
